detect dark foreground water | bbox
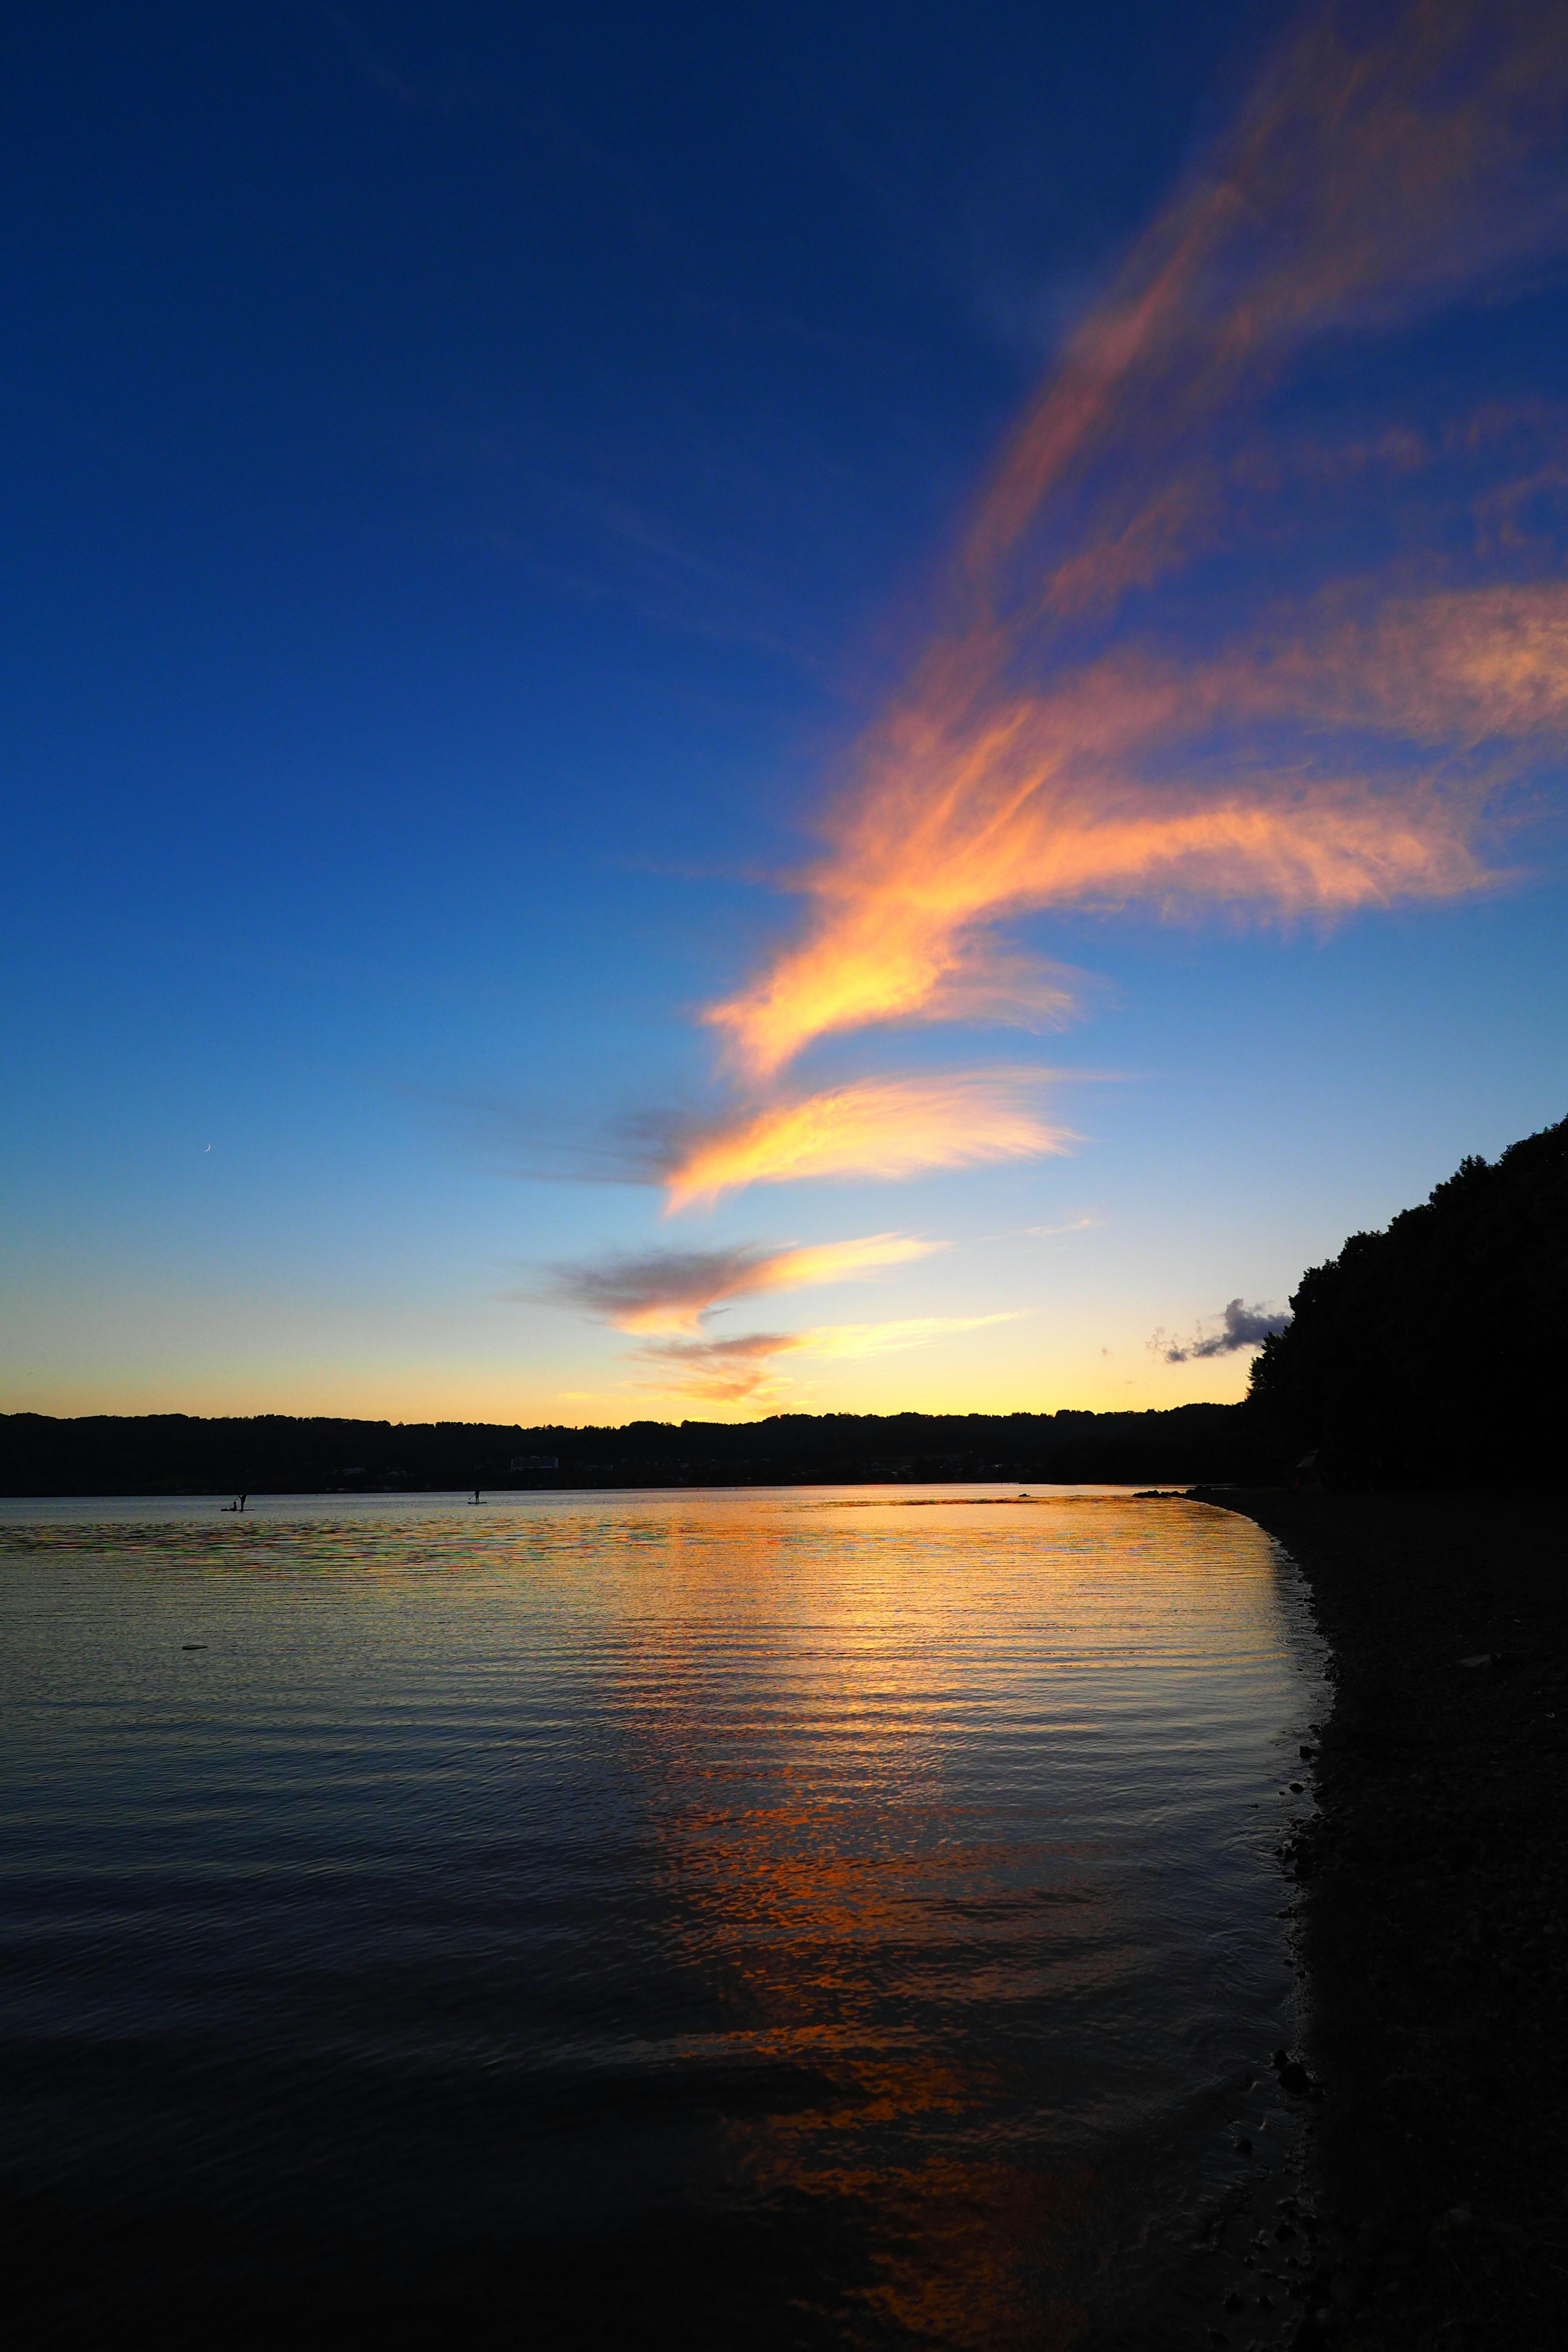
[0,1488,1319,2348]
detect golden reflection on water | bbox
[843,2158,1092,2350]
[566,1493,1289,2342]
[655,1769,1107,2345]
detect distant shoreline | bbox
[0,1404,1276,1500]
[1207,1490,1566,2347]
[0,1479,1202,1501]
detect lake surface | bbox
[0,1488,1319,2347]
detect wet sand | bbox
[1207,1490,1568,2349]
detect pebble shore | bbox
[1202,1490,1568,2351]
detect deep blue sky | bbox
[5,1,1565,1421]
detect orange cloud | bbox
[708,735,1493,1081]
[663,1072,1076,1210]
[702,1,1568,1082]
[750,1232,944,1304]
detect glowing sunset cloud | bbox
[632,1313,1022,1407]
[663,1072,1075,1211]
[542,1230,941,1333]
[704,0,1568,1082]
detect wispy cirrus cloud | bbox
[536,1230,941,1334]
[662,1070,1076,1210]
[803,1314,1021,1360]
[630,1313,1022,1406]
[700,0,1568,1087]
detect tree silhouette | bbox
[1249,1116,1568,1484]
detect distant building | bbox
[510,1454,558,1472]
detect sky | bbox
[4,0,1568,1425]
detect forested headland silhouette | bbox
[3,1115,1560,1496]
[1248,1111,1566,1486]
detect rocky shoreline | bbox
[1202,1490,1568,2350]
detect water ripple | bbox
[0,1487,1318,2346]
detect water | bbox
[0,1488,1319,2347]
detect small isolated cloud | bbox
[1156,1298,1292,1363]
[631,1312,1022,1406]
[662,1070,1076,1210]
[535,1231,940,1334]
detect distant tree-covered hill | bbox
[0,1403,1271,1498]
[1248,1114,1568,1483]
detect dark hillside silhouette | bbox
[0,1403,1272,1498]
[1248,1113,1568,1483]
